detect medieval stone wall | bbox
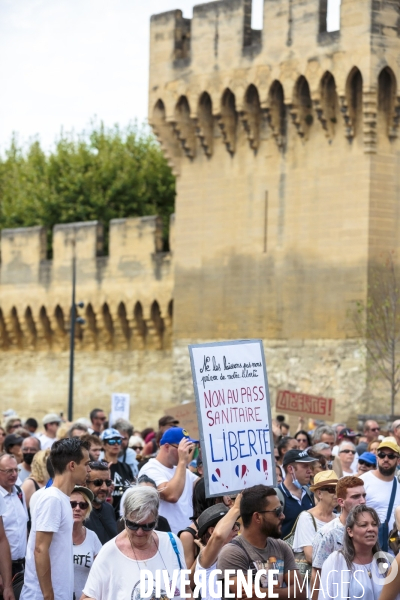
[0,217,174,427]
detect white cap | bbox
[42,413,61,425]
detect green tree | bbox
[0,122,175,250]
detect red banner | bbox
[276,390,335,419]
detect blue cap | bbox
[359,452,376,466]
[160,427,199,446]
[100,427,123,441]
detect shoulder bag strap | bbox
[168,532,183,569]
[386,479,397,525]
[14,484,24,505]
[230,537,254,566]
[309,512,317,532]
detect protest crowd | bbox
[2,410,400,600]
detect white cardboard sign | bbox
[110,393,130,425]
[189,340,276,497]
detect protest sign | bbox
[189,340,275,497]
[110,393,130,424]
[165,402,199,440]
[276,390,335,420]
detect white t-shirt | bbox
[195,559,219,600]
[83,531,187,600]
[318,551,385,600]
[0,494,5,516]
[21,487,73,600]
[29,487,47,518]
[139,459,197,533]
[38,434,57,451]
[73,528,102,600]
[292,512,328,552]
[360,471,400,530]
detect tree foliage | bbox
[0,122,175,251]
[353,253,400,415]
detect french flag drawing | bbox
[211,468,228,488]
[235,464,249,486]
[256,458,269,479]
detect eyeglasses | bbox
[358,460,374,467]
[258,506,284,517]
[70,501,89,510]
[22,448,37,453]
[378,451,399,460]
[87,478,112,487]
[105,439,122,446]
[169,444,179,449]
[0,468,18,475]
[125,519,156,531]
[340,449,356,454]
[96,416,106,421]
[319,486,337,494]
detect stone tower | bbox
[149,0,400,418]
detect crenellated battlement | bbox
[149,0,400,167]
[0,216,174,354]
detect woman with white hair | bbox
[71,486,101,600]
[338,441,357,475]
[82,485,187,600]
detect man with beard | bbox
[18,436,41,482]
[85,460,117,544]
[217,485,306,599]
[360,437,400,549]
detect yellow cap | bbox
[309,470,339,492]
[377,437,400,454]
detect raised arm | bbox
[157,439,194,503]
[198,494,242,569]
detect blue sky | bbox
[0,0,338,151]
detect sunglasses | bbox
[340,449,356,454]
[106,439,122,445]
[87,478,112,487]
[10,424,22,429]
[232,522,241,531]
[96,416,106,421]
[70,501,89,510]
[125,519,156,531]
[319,486,337,494]
[378,451,399,460]
[132,446,143,451]
[370,427,380,432]
[358,460,374,467]
[258,506,284,517]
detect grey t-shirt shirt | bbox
[217,536,298,591]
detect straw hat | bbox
[309,470,338,492]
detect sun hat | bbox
[197,504,229,537]
[309,470,339,492]
[338,428,359,439]
[72,486,94,503]
[42,413,61,425]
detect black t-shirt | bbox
[110,461,134,518]
[85,501,117,545]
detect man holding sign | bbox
[138,427,198,534]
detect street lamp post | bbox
[67,245,85,422]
